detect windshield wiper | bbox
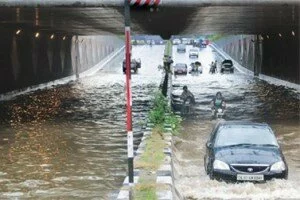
[219,143,253,148]
[257,144,278,147]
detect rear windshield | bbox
[222,60,233,64]
[174,64,186,68]
[214,125,279,147]
[190,49,198,52]
[178,44,186,48]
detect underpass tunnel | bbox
[0,29,124,94]
[0,3,299,94]
[214,33,299,84]
[0,2,299,199]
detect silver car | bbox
[189,48,199,58]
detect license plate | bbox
[237,174,264,181]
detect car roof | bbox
[216,120,269,128]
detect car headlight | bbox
[270,161,286,172]
[213,160,230,170]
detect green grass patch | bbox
[148,92,168,125]
[165,113,182,135]
[164,40,173,57]
[135,127,165,171]
[134,182,157,200]
[134,127,165,200]
[149,92,181,133]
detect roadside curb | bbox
[117,124,174,200]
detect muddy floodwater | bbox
[172,45,300,199]
[0,44,298,200]
[0,45,164,199]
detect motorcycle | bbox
[212,107,225,119]
[189,62,202,75]
[181,96,195,115]
[209,65,216,74]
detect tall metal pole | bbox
[124,0,134,186]
[254,35,260,76]
[75,35,80,79]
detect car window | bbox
[222,60,232,64]
[214,125,279,147]
[174,64,186,68]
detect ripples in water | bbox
[0,45,165,199]
[172,45,300,199]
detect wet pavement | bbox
[0,45,164,199]
[172,45,300,199]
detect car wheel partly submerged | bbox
[209,169,215,180]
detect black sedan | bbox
[221,59,234,73]
[122,58,141,74]
[204,121,288,182]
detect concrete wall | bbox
[215,34,299,84]
[0,29,123,94]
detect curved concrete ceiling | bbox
[0,0,299,7]
[0,1,299,38]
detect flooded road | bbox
[0,45,164,199]
[172,45,300,199]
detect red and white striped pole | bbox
[129,0,161,6]
[124,0,134,185]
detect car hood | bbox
[215,146,282,165]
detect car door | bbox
[204,124,219,173]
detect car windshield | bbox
[214,125,279,148]
[190,49,198,52]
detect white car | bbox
[173,39,181,45]
[189,48,199,58]
[177,44,186,53]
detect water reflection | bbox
[0,45,165,199]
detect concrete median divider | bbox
[117,42,180,199]
[117,123,176,200]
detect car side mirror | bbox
[206,142,212,149]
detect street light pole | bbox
[124,0,134,186]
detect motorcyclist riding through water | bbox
[211,92,226,118]
[209,61,217,74]
[180,86,195,114]
[190,62,201,73]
